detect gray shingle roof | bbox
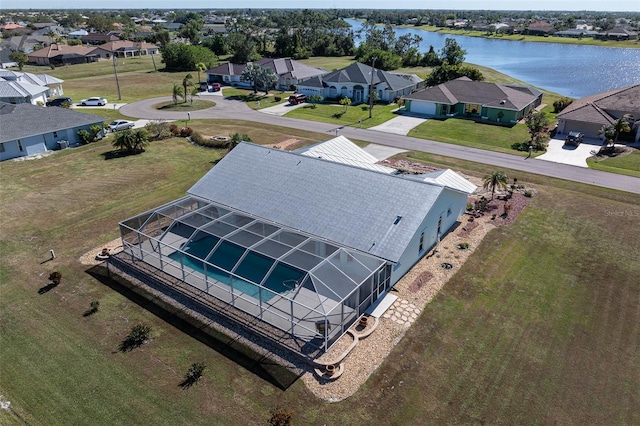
[0,102,106,143]
[255,58,327,80]
[405,77,540,110]
[556,84,640,123]
[188,142,447,263]
[319,62,415,91]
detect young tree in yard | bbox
[132,129,150,153]
[339,96,351,112]
[189,86,199,104]
[241,64,262,94]
[524,111,551,150]
[172,83,183,105]
[611,117,631,144]
[113,130,136,154]
[182,74,193,103]
[308,94,323,108]
[598,124,616,148]
[483,171,509,200]
[48,271,62,286]
[9,51,28,70]
[258,66,278,95]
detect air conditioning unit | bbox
[57,140,68,149]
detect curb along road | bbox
[118,96,640,195]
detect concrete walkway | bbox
[259,101,306,116]
[369,115,427,136]
[362,144,407,161]
[117,96,640,195]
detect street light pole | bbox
[368,56,377,119]
[113,54,121,101]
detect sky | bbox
[1,0,639,11]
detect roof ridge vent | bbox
[393,215,402,225]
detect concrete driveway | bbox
[259,101,306,116]
[362,144,407,160]
[537,136,603,168]
[370,115,427,136]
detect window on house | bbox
[447,207,452,217]
[419,232,424,252]
[437,216,442,235]
[465,103,481,114]
[18,140,24,151]
[0,143,5,153]
[53,131,58,137]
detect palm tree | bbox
[598,124,616,148]
[611,117,631,145]
[226,133,251,153]
[113,130,136,153]
[182,74,193,103]
[190,86,199,105]
[132,129,149,153]
[195,62,207,85]
[483,171,508,200]
[172,83,183,105]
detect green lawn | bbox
[587,148,640,177]
[408,117,533,155]
[154,99,216,111]
[222,88,290,110]
[285,102,399,128]
[1,128,639,424]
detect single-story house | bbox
[0,49,18,69]
[118,138,475,354]
[595,28,638,41]
[0,35,54,53]
[0,69,64,98]
[556,84,640,142]
[28,44,99,66]
[554,29,599,38]
[205,58,327,91]
[295,62,420,104]
[92,41,159,59]
[80,31,121,45]
[0,80,49,105]
[0,102,107,161]
[68,29,89,40]
[402,77,542,123]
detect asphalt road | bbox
[119,96,640,195]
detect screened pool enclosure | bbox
[119,195,392,352]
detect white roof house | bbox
[118,141,474,356]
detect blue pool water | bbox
[168,236,305,302]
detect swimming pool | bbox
[168,236,305,302]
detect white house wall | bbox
[390,189,469,285]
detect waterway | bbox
[346,19,640,98]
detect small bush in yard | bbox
[268,407,293,426]
[180,127,193,137]
[169,124,179,135]
[524,190,533,197]
[274,96,281,102]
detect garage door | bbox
[409,101,436,116]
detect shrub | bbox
[268,407,293,426]
[90,124,104,140]
[524,190,533,197]
[274,96,281,102]
[77,129,92,144]
[184,362,205,384]
[180,127,193,137]
[457,242,470,249]
[332,111,345,119]
[83,300,100,317]
[128,324,150,346]
[169,124,179,135]
[553,97,573,113]
[48,271,62,285]
[145,121,173,140]
[466,202,473,211]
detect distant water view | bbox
[346,19,640,98]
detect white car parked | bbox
[109,120,135,132]
[79,97,107,106]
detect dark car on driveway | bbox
[565,131,584,146]
[288,94,307,105]
[46,97,73,107]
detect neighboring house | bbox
[92,41,159,59]
[596,28,639,40]
[161,22,183,32]
[0,69,64,98]
[554,29,599,38]
[402,77,542,124]
[0,102,106,161]
[296,62,419,104]
[27,44,99,66]
[0,35,54,53]
[205,58,327,91]
[0,49,18,69]
[0,80,49,105]
[118,139,475,354]
[556,84,640,142]
[526,21,556,36]
[68,29,89,40]
[80,32,121,45]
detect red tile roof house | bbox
[205,58,328,91]
[556,85,640,142]
[525,20,556,36]
[403,77,542,124]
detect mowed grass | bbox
[409,117,532,155]
[1,126,639,424]
[286,103,399,128]
[587,149,640,177]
